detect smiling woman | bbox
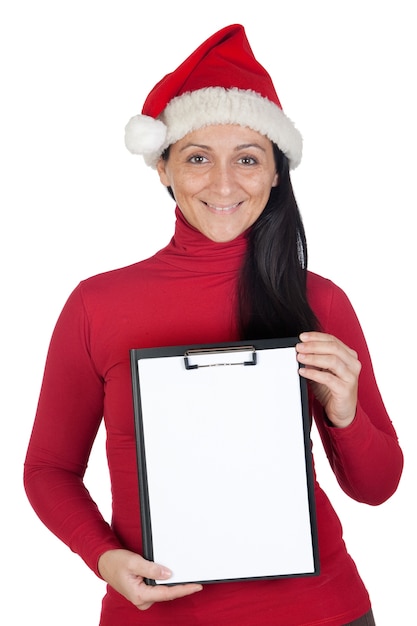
[24,23,402,626]
[156,125,278,242]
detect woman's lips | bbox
[204,201,242,213]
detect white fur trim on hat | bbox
[125,87,302,170]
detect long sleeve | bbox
[23,286,123,574]
[308,275,403,505]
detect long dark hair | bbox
[238,144,319,339]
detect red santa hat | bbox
[125,24,302,169]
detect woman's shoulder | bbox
[306,270,349,297]
[307,270,338,294]
[306,271,359,334]
[306,270,352,316]
[60,256,163,317]
[78,255,161,294]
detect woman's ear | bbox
[156,157,175,200]
[156,157,170,187]
[272,171,279,187]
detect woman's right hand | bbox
[98,549,203,611]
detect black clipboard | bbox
[130,338,319,585]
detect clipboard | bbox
[130,338,319,586]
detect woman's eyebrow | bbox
[179,143,211,152]
[235,143,267,152]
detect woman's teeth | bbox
[206,202,240,212]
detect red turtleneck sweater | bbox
[24,208,403,625]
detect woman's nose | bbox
[209,163,236,196]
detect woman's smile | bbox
[204,201,243,213]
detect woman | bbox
[24,24,403,625]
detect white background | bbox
[1,1,415,624]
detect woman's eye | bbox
[188,155,208,164]
[238,156,257,165]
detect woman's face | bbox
[156,125,279,242]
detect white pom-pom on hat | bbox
[124,115,167,156]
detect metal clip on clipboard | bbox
[184,345,257,370]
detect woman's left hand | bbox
[296,332,361,428]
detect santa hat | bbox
[125,24,302,169]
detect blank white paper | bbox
[136,345,316,585]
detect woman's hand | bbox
[98,549,203,611]
[296,332,361,428]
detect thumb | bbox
[134,555,172,581]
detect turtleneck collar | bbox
[156,206,248,274]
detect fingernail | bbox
[158,566,172,579]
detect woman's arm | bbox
[23,286,122,573]
[301,280,403,505]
